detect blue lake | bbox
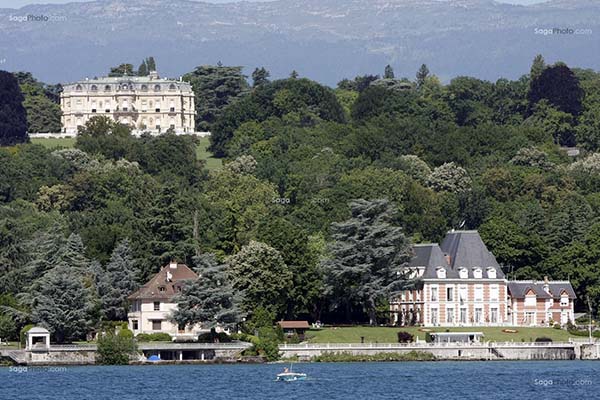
[1,361,598,399]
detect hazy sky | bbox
[2,0,551,10]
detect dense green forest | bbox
[2,55,600,342]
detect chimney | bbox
[444,255,451,266]
[543,276,550,294]
[169,261,178,269]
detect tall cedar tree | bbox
[324,199,413,325]
[171,253,243,330]
[0,70,28,145]
[528,63,584,116]
[98,239,138,321]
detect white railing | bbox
[49,344,98,351]
[280,341,577,350]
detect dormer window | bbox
[459,268,468,279]
[104,85,111,91]
[154,84,161,92]
[75,84,82,91]
[141,84,148,91]
[487,267,496,279]
[169,83,176,91]
[91,85,98,91]
[436,267,446,279]
[473,268,482,279]
[158,286,165,292]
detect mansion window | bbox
[560,297,569,307]
[91,109,97,113]
[487,267,496,279]
[154,84,161,92]
[436,268,446,279]
[473,268,482,279]
[459,268,468,279]
[104,85,111,91]
[152,320,162,331]
[132,320,138,330]
[446,307,454,323]
[141,85,148,91]
[169,84,176,91]
[525,295,536,307]
[431,287,438,302]
[459,286,468,304]
[153,301,160,311]
[490,285,499,302]
[460,308,467,324]
[524,311,536,325]
[446,287,454,302]
[490,307,498,323]
[430,307,438,325]
[155,108,161,112]
[76,84,82,91]
[105,109,110,113]
[474,308,482,323]
[474,286,483,302]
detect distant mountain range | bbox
[0,0,599,85]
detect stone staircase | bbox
[2,350,28,364]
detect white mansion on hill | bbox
[60,71,195,135]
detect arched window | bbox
[104,85,111,91]
[154,84,161,92]
[91,85,98,91]
[141,84,148,91]
[169,83,176,90]
[75,84,82,91]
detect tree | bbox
[14,72,61,133]
[183,65,250,132]
[323,199,412,324]
[252,67,270,87]
[427,162,472,193]
[384,64,395,79]
[530,54,546,82]
[146,57,157,72]
[510,147,554,170]
[29,264,94,343]
[108,64,135,77]
[171,253,243,330]
[416,64,430,89]
[227,241,292,316]
[224,155,257,175]
[96,332,138,365]
[528,63,584,116]
[97,239,138,321]
[0,70,28,145]
[290,70,299,79]
[137,60,148,77]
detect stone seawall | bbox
[279,343,580,361]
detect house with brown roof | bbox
[127,261,199,337]
[278,321,311,340]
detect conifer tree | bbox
[323,199,413,325]
[0,70,28,146]
[384,64,395,79]
[30,263,93,343]
[416,64,430,89]
[171,253,243,329]
[98,240,138,321]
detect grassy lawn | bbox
[196,136,222,171]
[31,137,76,149]
[306,326,573,343]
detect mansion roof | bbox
[410,230,505,280]
[508,281,576,299]
[62,73,193,92]
[128,262,198,301]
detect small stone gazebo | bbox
[26,327,50,351]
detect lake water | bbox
[1,361,598,399]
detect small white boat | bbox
[276,372,307,382]
[276,365,307,382]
